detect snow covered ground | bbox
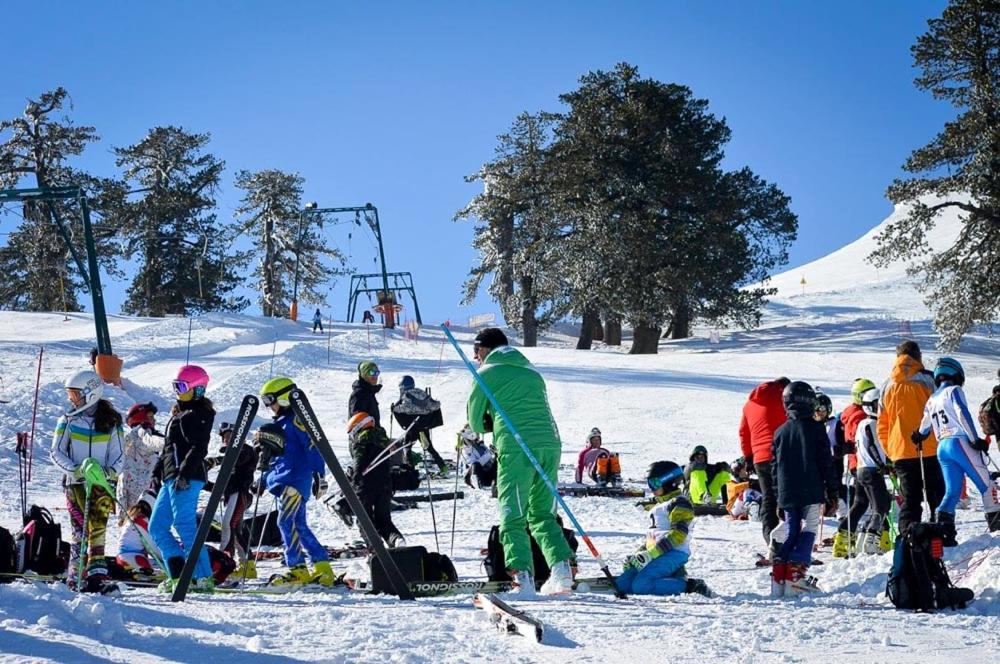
[1,199,999,662]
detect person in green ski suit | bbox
[466,328,574,596]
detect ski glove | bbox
[174,476,190,491]
[972,438,990,453]
[910,430,929,451]
[624,551,653,571]
[312,472,328,499]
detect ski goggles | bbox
[647,467,684,491]
[172,379,191,395]
[261,383,294,407]
[365,367,380,378]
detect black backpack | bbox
[978,391,1000,437]
[369,545,458,594]
[0,527,17,582]
[886,522,973,611]
[483,519,578,583]
[17,505,65,575]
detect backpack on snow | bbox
[369,545,457,594]
[17,505,65,575]
[390,464,421,492]
[0,526,17,582]
[483,518,578,583]
[886,522,973,612]
[978,391,1000,437]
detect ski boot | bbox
[985,509,1000,533]
[504,570,538,599]
[936,511,958,547]
[311,560,338,587]
[832,530,856,558]
[82,572,112,594]
[388,533,407,548]
[269,564,312,586]
[878,530,894,553]
[684,578,713,598]
[609,453,623,487]
[539,559,574,596]
[236,559,257,580]
[770,561,787,598]
[860,531,883,555]
[158,556,186,594]
[785,562,820,597]
[190,577,216,593]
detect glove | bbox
[623,550,653,571]
[910,430,929,451]
[971,438,990,453]
[312,472,328,499]
[205,455,223,470]
[175,476,189,491]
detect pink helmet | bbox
[173,364,210,398]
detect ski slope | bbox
[1,199,999,662]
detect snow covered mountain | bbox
[0,196,997,662]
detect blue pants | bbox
[149,478,212,579]
[277,486,328,567]
[772,504,820,564]
[615,549,689,596]
[938,437,999,514]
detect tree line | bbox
[0,88,347,318]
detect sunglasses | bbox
[647,467,684,491]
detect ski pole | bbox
[441,325,625,598]
[77,479,93,593]
[241,489,262,589]
[450,442,461,557]
[418,433,440,552]
[918,445,931,521]
[28,346,42,481]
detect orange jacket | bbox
[877,355,937,461]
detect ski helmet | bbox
[860,387,880,418]
[347,412,375,437]
[254,421,286,455]
[173,365,209,401]
[587,427,602,445]
[690,445,708,461]
[814,391,833,417]
[218,421,234,436]
[399,375,416,392]
[261,376,296,408]
[65,370,104,416]
[646,460,683,492]
[125,402,157,428]
[138,490,157,515]
[933,357,965,387]
[851,378,876,405]
[782,381,816,416]
[358,361,380,379]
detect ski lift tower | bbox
[290,202,421,329]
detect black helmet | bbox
[646,460,683,492]
[689,445,708,461]
[782,381,816,417]
[814,391,833,416]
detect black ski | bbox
[474,593,543,642]
[289,388,415,600]
[172,394,259,602]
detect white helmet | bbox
[460,425,480,444]
[860,387,880,418]
[65,369,104,416]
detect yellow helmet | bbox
[261,376,295,408]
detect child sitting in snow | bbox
[615,460,711,597]
[574,427,621,486]
[116,491,160,578]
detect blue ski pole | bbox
[441,325,625,598]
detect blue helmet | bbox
[399,375,416,391]
[933,357,965,386]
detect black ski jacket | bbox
[349,379,382,428]
[159,399,215,484]
[223,443,259,499]
[770,405,838,509]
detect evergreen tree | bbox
[870,0,1000,350]
[234,169,347,317]
[0,87,122,311]
[114,126,247,316]
[456,112,570,346]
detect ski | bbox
[474,593,543,642]
[557,484,644,498]
[289,388,415,600]
[251,542,370,560]
[172,394,259,602]
[393,490,465,504]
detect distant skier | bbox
[312,309,324,334]
[117,402,163,527]
[362,310,376,325]
[913,357,1000,542]
[51,369,125,592]
[769,381,839,597]
[148,365,216,593]
[466,327,574,596]
[615,460,711,597]
[259,377,336,586]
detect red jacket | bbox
[739,381,788,464]
[840,403,866,471]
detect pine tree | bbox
[234,169,346,317]
[870,0,1000,350]
[456,112,570,346]
[0,87,122,311]
[114,126,247,316]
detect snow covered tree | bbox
[0,87,123,311]
[114,126,248,316]
[234,169,347,317]
[870,0,1000,350]
[552,64,796,353]
[457,112,571,346]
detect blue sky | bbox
[1,1,950,326]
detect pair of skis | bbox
[171,390,414,602]
[474,593,544,643]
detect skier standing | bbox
[466,327,574,596]
[391,375,448,474]
[913,357,1000,542]
[259,377,336,586]
[211,421,259,579]
[616,461,710,596]
[738,378,790,554]
[51,369,125,591]
[349,360,382,427]
[769,381,839,597]
[117,402,163,527]
[148,365,217,593]
[312,309,324,334]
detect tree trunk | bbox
[671,300,691,340]
[629,321,661,354]
[520,275,538,347]
[592,317,605,342]
[576,307,600,350]
[604,316,622,346]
